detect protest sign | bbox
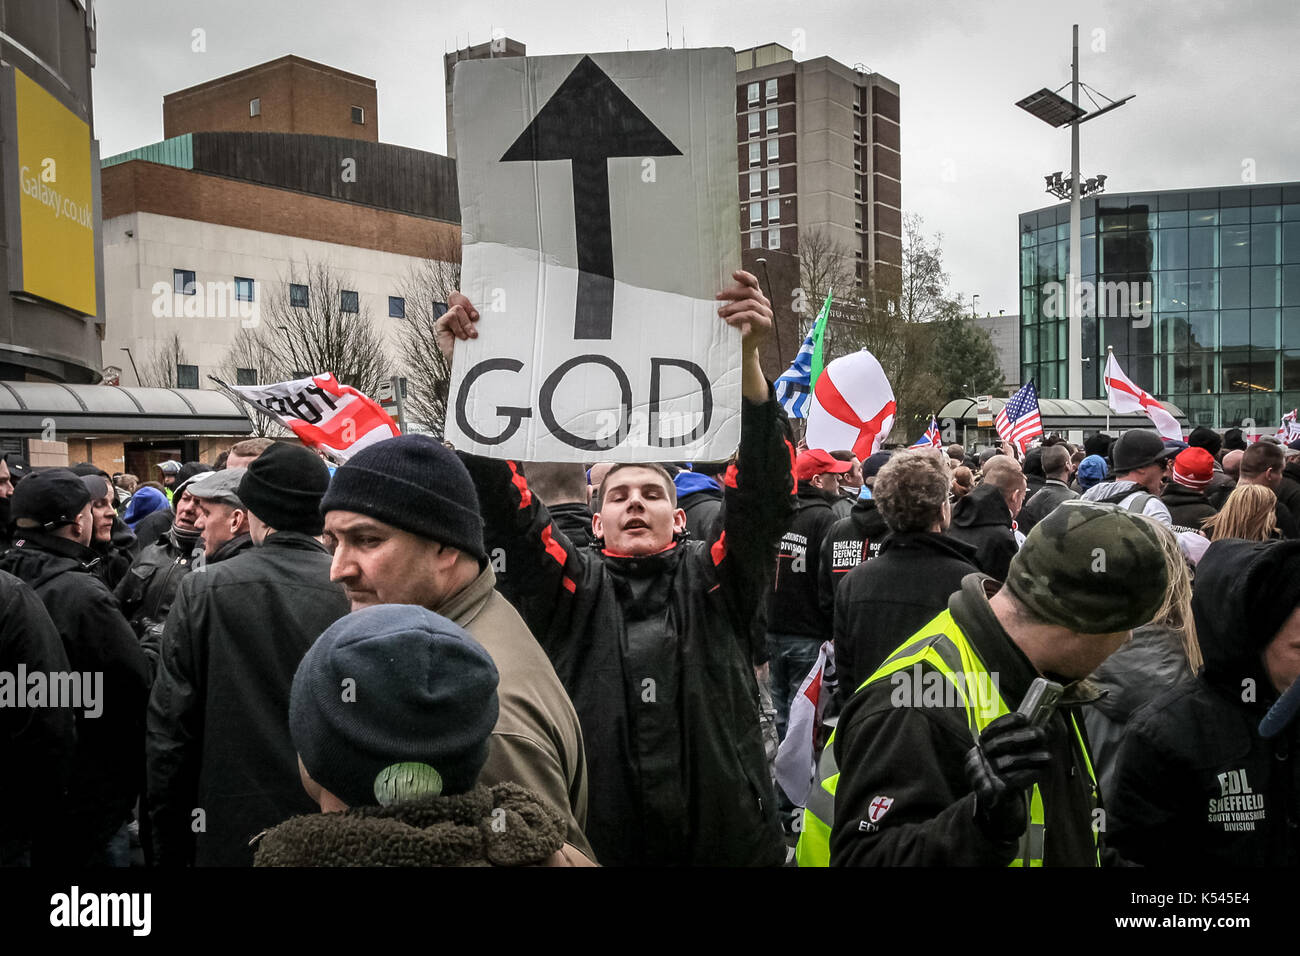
[213,374,399,461]
[446,48,741,461]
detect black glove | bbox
[964,711,1051,842]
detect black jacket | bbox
[131,507,174,554]
[115,525,204,676]
[832,531,978,699]
[946,484,1018,581]
[1278,463,1300,522]
[831,574,1106,866]
[817,498,890,621]
[547,502,595,550]
[766,482,839,639]
[1108,538,1300,866]
[680,488,724,543]
[146,531,351,866]
[1160,481,1217,531]
[0,570,77,865]
[463,395,791,867]
[1017,479,1077,534]
[0,531,149,865]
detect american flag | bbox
[994,381,1043,453]
[911,416,942,448]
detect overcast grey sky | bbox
[92,0,1300,317]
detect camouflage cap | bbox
[1006,499,1168,634]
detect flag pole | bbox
[1105,344,1113,433]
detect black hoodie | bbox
[817,497,891,620]
[1108,538,1300,866]
[946,484,1018,581]
[766,482,840,638]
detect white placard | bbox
[446,48,741,462]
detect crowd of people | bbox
[2,272,1299,867]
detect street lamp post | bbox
[1017,24,1134,416]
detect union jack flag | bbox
[911,416,942,448]
[994,381,1043,454]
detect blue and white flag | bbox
[775,327,816,419]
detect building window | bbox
[768,199,780,223]
[768,228,780,250]
[249,98,260,117]
[340,290,359,314]
[766,78,778,102]
[351,106,365,125]
[747,82,759,105]
[388,296,406,318]
[747,113,760,138]
[767,138,779,162]
[749,172,761,196]
[750,230,762,250]
[234,276,254,302]
[290,283,309,308]
[236,367,257,386]
[768,168,780,193]
[748,142,761,167]
[173,269,196,296]
[766,108,778,133]
[749,202,762,227]
[176,364,199,389]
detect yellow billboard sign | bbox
[13,67,97,315]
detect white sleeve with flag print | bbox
[1104,353,1182,442]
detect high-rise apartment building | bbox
[734,44,901,297]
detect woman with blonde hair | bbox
[1085,516,1202,801]
[1202,484,1277,541]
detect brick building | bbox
[163,55,379,142]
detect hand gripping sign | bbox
[446,48,742,462]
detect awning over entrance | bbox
[0,383,252,436]
[936,397,1186,433]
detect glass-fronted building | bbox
[1019,181,1300,429]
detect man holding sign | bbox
[437,269,791,866]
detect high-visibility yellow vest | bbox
[796,610,1100,868]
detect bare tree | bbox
[215,330,286,438]
[221,258,392,400]
[898,213,949,325]
[797,225,856,306]
[394,233,461,434]
[138,333,190,388]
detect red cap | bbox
[1172,446,1214,491]
[794,449,853,482]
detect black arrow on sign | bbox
[501,55,682,340]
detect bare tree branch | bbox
[394,233,462,435]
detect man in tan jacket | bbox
[319,435,593,861]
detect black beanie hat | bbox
[238,442,330,535]
[1187,426,1223,458]
[319,435,486,561]
[290,604,500,807]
